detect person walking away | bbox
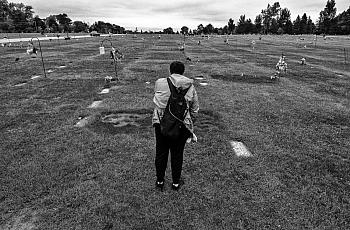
[152,61,199,191]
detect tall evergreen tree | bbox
[293,15,301,34]
[335,6,350,34]
[278,8,292,34]
[306,16,315,34]
[318,0,337,34]
[236,15,246,34]
[228,18,235,34]
[254,15,263,34]
[300,13,308,34]
[261,2,281,33]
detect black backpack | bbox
[160,78,190,139]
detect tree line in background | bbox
[0,0,125,34]
[180,1,349,35]
[0,0,349,35]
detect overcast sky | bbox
[13,0,350,31]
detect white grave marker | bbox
[31,75,41,80]
[75,116,93,127]
[230,141,252,157]
[15,83,27,87]
[88,100,103,108]
[99,47,105,55]
[99,88,110,94]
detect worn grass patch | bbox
[88,109,152,135]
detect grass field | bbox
[0,34,350,229]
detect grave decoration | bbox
[224,35,229,44]
[251,40,256,50]
[105,76,114,84]
[26,38,47,78]
[275,54,287,75]
[179,34,186,51]
[99,38,121,81]
[99,88,110,94]
[26,43,38,56]
[110,47,124,61]
[99,46,105,55]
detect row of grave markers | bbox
[12,37,124,83]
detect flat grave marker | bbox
[31,75,41,80]
[99,88,110,94]
[88,100,103,108]
[75,115,94,127]
[14,83,27,87]
[229,141,252,157]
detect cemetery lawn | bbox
[1,34,349,229]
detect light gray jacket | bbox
[152,74,199,133]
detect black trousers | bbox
[154,123,190,184]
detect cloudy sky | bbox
[13,0,350,31]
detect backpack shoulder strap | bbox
[166,77,191,96]
[166,78,177,95]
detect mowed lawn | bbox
[0,34,349,229]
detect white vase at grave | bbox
[99,47,105,55]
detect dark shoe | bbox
[171,180,184,191]
[156,181,164,191]
[171,183,180,190]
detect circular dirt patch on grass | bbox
[89,109,152,134]
[211,74,278,84]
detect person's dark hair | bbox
[170,61,185,75]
